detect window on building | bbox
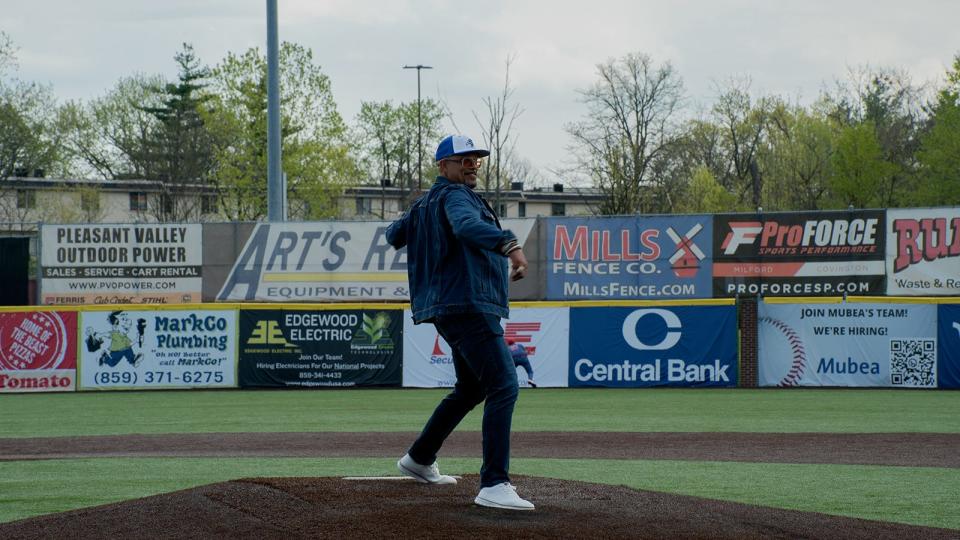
[161,194,174,215]
[355,197,373,216]
[81,191,100,212]
[129,192,148,211]
[518,201,526,218]
[16,190,36,210]
[551,202,566,216]
[498,203,507,217]
[201,194,218,215]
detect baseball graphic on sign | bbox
[758,316,807,387]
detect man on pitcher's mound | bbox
[387,134,533,510]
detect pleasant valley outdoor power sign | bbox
[40,224,202,305]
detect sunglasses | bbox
[442,156,484,168]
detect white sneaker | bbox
[397,454,457,484]
[474,482,535,510]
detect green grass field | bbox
[1,388,959,528]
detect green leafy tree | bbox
[828,121,896,208]
[0,34,65,222]
[565,52,686,215]
[673,165,738,213]
[760,104,835,210]
[0,31,14,74]
[205,42,359,221]
[822,67,924,206]
[707,79,776,209]
[137,43,216,221]
[913,54,960,205]
[354,98,443,214]
[57,74,166,180]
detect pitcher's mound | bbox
[2,475,954,539]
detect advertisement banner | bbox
[40,224,202,305]
[402,307,570,388]
[713,211,886,297]
[0,311,77,392]
[758,302,937,387]
[569,305,737,388]
[938,304,960,389]
[78,309,236,390]
[217,220,534,302]
[546,216,713,300]
[238,309,402,388]
[886,208,960,295]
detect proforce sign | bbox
[713,210,886,297]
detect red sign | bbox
[0,311,77,392]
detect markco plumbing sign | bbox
[0,311,77,393]
[713,210,885,297]
[216,220,533,302]
[40,224,202,305]
[569,305,737,388]
[886,208,960,295]
[77,309,236,390]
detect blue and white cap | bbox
[435,135,490,161]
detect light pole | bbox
[266,0,283,221]
[403,64,432,191]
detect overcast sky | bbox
[3,1,958,180]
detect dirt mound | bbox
[2,475,955,539]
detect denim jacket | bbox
[386,176,517,323]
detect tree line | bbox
[568,52,960,214]
[1,31,958,223]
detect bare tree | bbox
[474,55,523,212]
[709,77,775,209]
[564,52,685,215]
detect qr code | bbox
[889,339,936,387]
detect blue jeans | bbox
[407,312,519,488]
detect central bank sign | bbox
[569,305,737,388]
[217,220,535,302]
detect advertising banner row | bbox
[1,304,740,392]
[37,208,959,304]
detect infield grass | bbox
[1,388,959,529]
[1,388,958,438]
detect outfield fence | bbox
[2,297,958,393]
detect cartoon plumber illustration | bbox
[85,310,146,368]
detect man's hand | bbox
[509,249,529,281]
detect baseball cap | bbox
[435,135,490,161]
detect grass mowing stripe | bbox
[2,389,959,437]
[0,457,957,530]
[513,458,960,531]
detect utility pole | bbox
[403,64,432,191]
[266,0,284,221]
